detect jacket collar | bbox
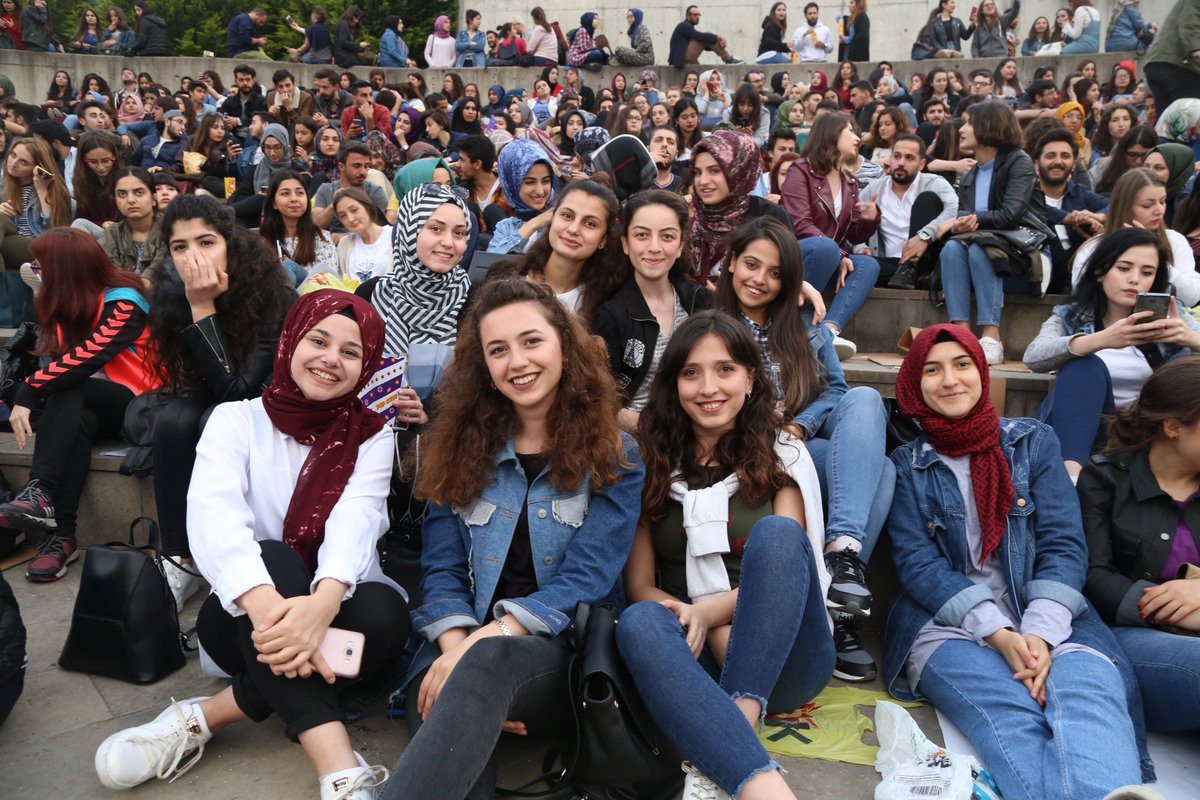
[907,417,1039,470]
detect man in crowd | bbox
[219,65,268,142]
[917,98,948,145]
[228,8,269,60]
[753,129,798,198]
[648,125,683,192]
[135,110,187,173]
[848,80,874,130]
[1035,129,1109,293]
[455,134,498,207]
[311,68,353,131]
[793,2,834,62]
[265,69,314,127]
[232,110,274,180]
[858,134,959,289]
[340,81,393,141]
[311,142,388,233]
[1017,79,1059,123]
[967,69,995,100]
[668,5,743,68]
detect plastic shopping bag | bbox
[874,701,1002,800]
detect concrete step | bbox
[838,289,1066,364]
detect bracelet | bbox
[495,618,513,636]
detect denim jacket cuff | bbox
[1116,579,1155,627]
[792,412,818,438]
[1023,579,1086,617]
[414,599,478,641]
[494,598,569,637]
[933,582,994,627]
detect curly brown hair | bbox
[636,311,789,522]
[417,278,627,507]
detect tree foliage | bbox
[51,0,457,61]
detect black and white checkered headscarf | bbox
[371,183,473,358]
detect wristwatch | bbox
[918,230,933,242]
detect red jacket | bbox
[779,155,880,258]
[340,102,394,139]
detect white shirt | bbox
[1096,346,1153,407]
[1043,194,1072,250]
[187,398,395,616]
[345,224,395,283]
[792,22,834,62]
[877,181,918,259]
[1071,229,1200,306]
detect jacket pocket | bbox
[455,498,498,527]
[551,492,589,528]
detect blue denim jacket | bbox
[792,322,850,437]
[884,417,1154,777]
[412,431,644,644]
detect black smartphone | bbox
[1134,292,1171,322]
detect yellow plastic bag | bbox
[298,271,359,295]
[757,686,921,766]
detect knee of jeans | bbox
[1056,353,1110,388]
[802,235,842,263]
[744,515,810,561]
[840,386,886,421]
[850,254,881,280]
[616,600,679,651]
[940,239,967,263]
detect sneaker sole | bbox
[0,509,58,532]
[25,548,79,582]
[825,593,872,617]
[833,666,877,682]
[95,696,211,789]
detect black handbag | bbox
[58,517,188,684]
[500,603,684,800]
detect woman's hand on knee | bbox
[1013,633,1052,707]
[799,280,826,323]
[417,641,471,718]
[661,598,716,658]
[8,404,31,449]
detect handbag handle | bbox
[128,516,161,550]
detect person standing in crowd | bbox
[425,15,456,69]
[838,0,870,62]
[0,0,24,51]
[1,229,160,582]
[794,3,835,62]
[228,8,269,60]
[129,1,170,56]
[286,7,334,64]
[971,0,1018,58]
[19,0,57,52]
[455,9,486,68]
[668,5,743,69]
[378,15,415,68]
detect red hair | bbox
[30,228,148,355]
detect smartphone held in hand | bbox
[319,627,365,679]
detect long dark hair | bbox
[729,84,762,130]
[1108,356,1200,451]
[713,217,824,418]
[618,190,694,284]
[637,310,788,521]
[1174,172,1200,240]
[73,130,124,222]
[1091,104,1134,155]
[673,97,703,151]
[1068,227,1170,326]
[1096,125,1158,194]
[259,170,324,267]
[151,195,293,394]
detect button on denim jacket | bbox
[884,417,1154,778]
[412,431,644,651]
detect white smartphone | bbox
[318,627,365,679]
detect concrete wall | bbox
[0,46,1145,104]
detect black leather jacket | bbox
[956,146,1053,238]
[1078,449,1200,626]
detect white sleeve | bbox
[1168,230,1200,307]
[310,426,393,598]
[187,402,274,616]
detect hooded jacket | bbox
[130,13,170,56]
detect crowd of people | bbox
[0,2,1199,800]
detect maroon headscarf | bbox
[896,325,1014,566]
[809,70,829,96]
[689,130,762,281]
[262,289,387,574]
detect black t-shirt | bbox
[487,451,548,617]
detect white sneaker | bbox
[19,262,41,297]
[832,335,858,361]
[95,697,212,789]
[319,757,390,800]
[163,557,203,612]
[979,336,1005,366]
[682,761,730,800]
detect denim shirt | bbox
[792,322,850,438]
[412,431,644,645]
[884,417,1155,777]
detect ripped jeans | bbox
[616,515,835,795]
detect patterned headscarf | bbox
[573,126,611,172]
[895,324,1014,568]
[1154,99,1200,146]
[311,125,342,182]
[364,130,402,179]
[640,69,659,87]
[372,184,473,358]
[498,138,560,220]
[689,131,762,279]
[261,289,386,575]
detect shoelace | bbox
[683,763,725,800]
[328,764,390,800]
[828,549,867,585]
[124,699,207,784]
[833,618,864,652]
[33,532,67,557]
[15,481,52,510]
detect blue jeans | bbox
[919,641,1141,800]
[1035,355,1115,463]
[800,236,878,332]
[803,386,895,558]
[1061,22,1100,54]
[756,52,793,64]
[300,52,330,64]
[281,258,308,287]
[617,515,836,796]
[582,48,607,65]
[1112,626,1200,733]
[939,240,1041,328]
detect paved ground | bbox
[0,556,943,798]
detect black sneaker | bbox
[832,613,877,682]
[824,548,872,616]
[0,479,56,532]
[888,262,919,290]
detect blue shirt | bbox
[973,159,996,213]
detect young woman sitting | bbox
[382,278,644,798]
[1026,228,1200,480]
[97,167,166,278]
[886,323,1152,800]
[71,130,124,232]
[595,190,711,432]
[1,138,73,272]
[147,194,296,608]
[332,187,394,284]
[1078,356,1200,736]
[617,310,834,799]
[713,217,895,681]
[260,170,337,286]
[486,139,559,254]
[0,229,160,581]
[95,290,408,800]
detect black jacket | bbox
[758,20,788,56]
[1078,449,1200,626]
[219,89,268,136]
[594,276,710,402]
[130,14,170,56]
[956,146,1052,239]
[333,20,364,67]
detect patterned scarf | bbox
[689,131,762,279]
[311,125,342,183]
[261,290,386,575]
[896,324,1014,567]
[371,183,473,358]
[497,138,560,221]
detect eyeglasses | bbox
[85,157,116,167]
[1126,149,1149,161]
[261,144,286,154]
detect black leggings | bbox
[30,379,134,538]
[197,540,409,741]
[151,395,215,557]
